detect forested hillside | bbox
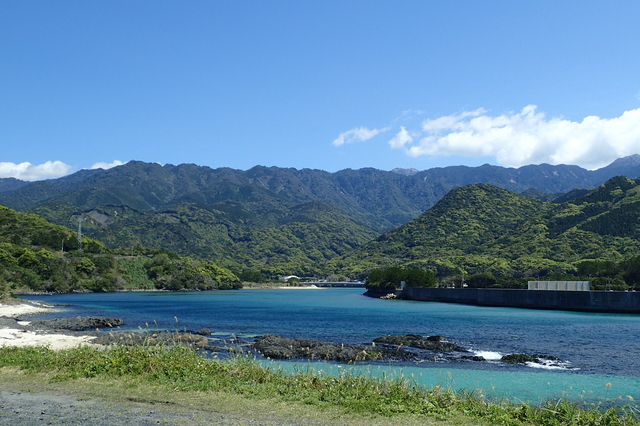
[29,200,377,278]
[334,176,640,286]
[0,205,240,296]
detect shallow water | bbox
[21,288,640,405]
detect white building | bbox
[527,281,590,291]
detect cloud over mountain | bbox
[91,160,126,170]
[387,106,640,169]
[0,161,72,181]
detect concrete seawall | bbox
[403,287,640,313]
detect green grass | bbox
[0,345,637,425]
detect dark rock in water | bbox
[501,353,561,365]
[252,334,413,362]
[93,331,209,349]
[373,334,466,353]
[502,354,537,364]
[196,328,211,336]
[460,355,486,362]
[29,316,124,331]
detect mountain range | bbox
[1,156,640,277]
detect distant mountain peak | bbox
[606,154,640,168]
[391,168,419,176]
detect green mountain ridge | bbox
[1,159,640,280]
[3,156,640,230]
[335,177,640,280]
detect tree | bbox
[365,267,435,290]
[239,269,266,283]
[286,277,301,286]
[466,272,497,288]
[404,268,436,287]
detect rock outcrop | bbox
[252,334,412,362]
[501,353,561,365]
[372,334,467,353]
[29,316,124,331]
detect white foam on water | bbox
[525,359,576,371]
[525,361,564,370]
[473,351,503,361]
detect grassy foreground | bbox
[0,344,637,426]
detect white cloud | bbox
[389,105,640,169]
[90,160,126,170]
[388,127,414,149]
[420,108,487,133]
[0,161,72,181]
[332,126,390,147]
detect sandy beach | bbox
[0,300,98,350]
[0,299,53,318]
[0,328,97,350]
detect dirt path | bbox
[1,390,207,426]
[0,385,334,426]
[0,370,475,426]
[0,389,340,426]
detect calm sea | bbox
[21,288,640,406]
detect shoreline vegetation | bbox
[1,301,638,425]
[1,344,637,426]
[8,281,312,297]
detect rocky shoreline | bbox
[0,301,566,368]
[250,333,467,363]
[250,333,565,367]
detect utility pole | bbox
[77,218,85,251]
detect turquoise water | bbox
[22,288,640,406]
[267,361,638,407]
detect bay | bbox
[21,288,640,406]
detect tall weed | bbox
[0,345,636,426]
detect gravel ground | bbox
[0,390,330,426]
[1,390,195,426]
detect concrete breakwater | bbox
[402,287,640,313]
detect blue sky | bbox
[2,1,640,180]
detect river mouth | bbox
[19,288,640,407]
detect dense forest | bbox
[345,177,640,290]
[0,205,240,296]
